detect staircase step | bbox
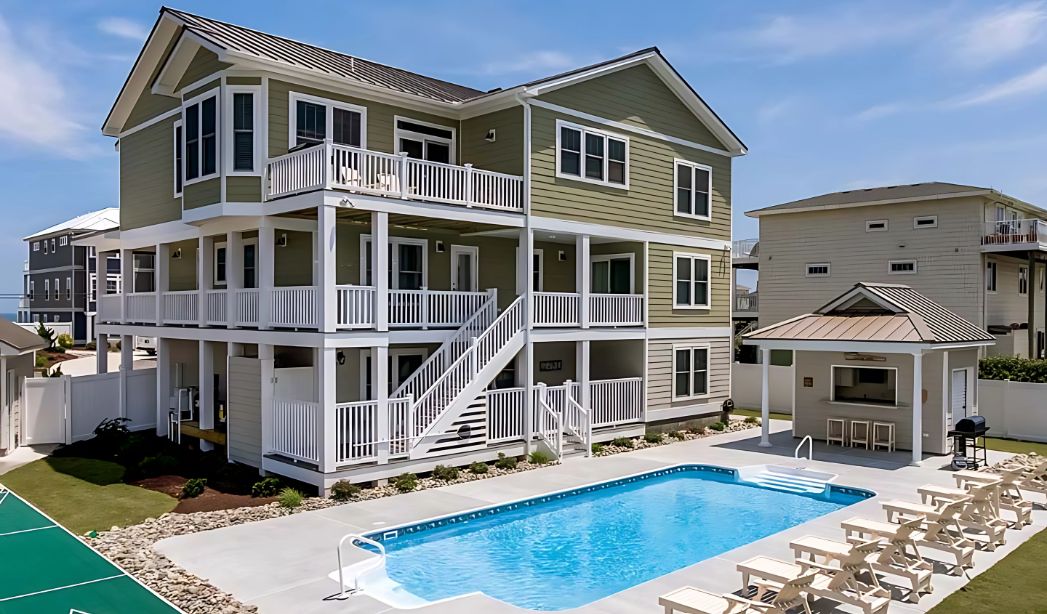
[749,472,828,494]
[760,472,828,488]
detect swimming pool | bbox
[364,465,871,611]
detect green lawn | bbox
[1,457,176,534]
[733,408,794,422]
[984,437,1047,457]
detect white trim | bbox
[805,262,831,278]
[671,342,711,400]
[533,248,544,291]
[986,259,998,294]
[913,215,938,229]
[830,363,899,407]
[554,119,630,189]
[32,242,38,252]
[393,115,456,164]
[224,85,263,176]
[172,119,183,197]
[181,87,221,187]
[59,236,68,247]
[288,91,367,150]
[1018,264,1030,296]
[360,347,431,398]
[866,219,888,232]
[888,259,918,275]
[449,244,479,292]
[745,339,995,353]
[747,190,994,218]
[647,327,734,339]
[359,235,429,288]
[530,215,729,251]
[213,241,228,285]
[117,107,184,140]
[673,158,712,221]
[589,252,635,294]
[529,99,736,158]
[672,252,711,309]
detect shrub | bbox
[611,437,634,448]
[744,416,760,425]
[137,454,179,477]
[432,465,459,481]
[669,430,688,440]
[708,421,727,432]
[35,354,46,368]
[979,356,1047,383]
[468,461,489,475]
[528,450,552,465]
[180,478,207,499]
[278,487,304,508]
[688,426,707,435]
[644,432,664,444]
[330,480,361,502]
[251,477,283,498]
[85,341,96,351]
[36,322,56,349]
[393,472,418,492]
[494,452,517,470]
[591,443,604,455]
[57,333,74,349]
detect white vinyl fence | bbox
[730,362,794,414]
[977,379,1047,443]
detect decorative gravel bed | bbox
[88,418,759,613]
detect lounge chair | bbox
[954,469,1033,527]
[917,483,1007,548]
[737,554,890,614]
[881,497,975,572]
[840,516,933,601]
[995,457,1047,496]
[658,575,816,614]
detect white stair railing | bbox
[534,384,563,460]
[562,391,592,457]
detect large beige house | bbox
[83,9,745,490]
[737,182,1047,359]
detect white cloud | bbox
[854,103,907,121]
[97,16,147,42]
[477,51,577,76]
[0,15,93,158]
[947,63,1047,107]
[949,2,1047,67]
[755,98,797,124]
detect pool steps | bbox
[737,464,837,495]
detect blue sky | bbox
[1,1,1047,306]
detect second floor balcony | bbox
[981,219,1047,253]
[732,238,759,269]
[265,142,524,213]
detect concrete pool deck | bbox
[157,421,1046,613]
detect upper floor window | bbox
[395,117,454,164]
[556,120,628,188]
[675,160,712,220]
[806,262,831,277]
[66,276,71,300]
[59,236,68,246]
[50,238,55,252]
[32,242,39,252]
[43,279,49,301]
[227,87,261,174]
[290,92,365,150]
[1019,265,1029,296]
[889,260,917,275]
[173,120,183,196]
[986,260,997,292]
[183,90,218,183]
[913,215,938,229]
[214,242,227,285]
[674,253,711,308]
[28,280,34,299]
[42,240,49,254]
[866,220,888,232]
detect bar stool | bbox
[850,420,871,449]
[872,421,896,452]
[826,417,847,446]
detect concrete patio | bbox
[157,420,1046,614]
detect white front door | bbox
[450,245,479,292]
[951,368,969,429]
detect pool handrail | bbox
[795,435,813,461]
[336,532,386,598]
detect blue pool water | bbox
[370,466,869,610]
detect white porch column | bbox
[372,212,389,332]
[317,205,337,332]
[198,234,213,327]
[759,346,772,447]
[95,333,108,374]
[226,231,243,328]
[318,347,337,471]
[576,340,591,410]
[259,220,275,329]
[373,345,390,463]
[518,227,535,452]
[911,351,924,466]
[155,338,169,437]
[576,234,590,328]
[198,340,215,451]
[259,344,275,455]
[155,244,169,324]
[120,249,133,323]
[119,334,133,419]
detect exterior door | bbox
[450,245,479,292]
[951,368,969,429]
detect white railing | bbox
[125,293,157,323]
[337,285,375,329]
[563,393,592,457]
[388,289,489,328]
[162,290,199,325]
[733,238,759,259]
[538,381,580,416]
[486,387,525,443]
[98,294,121,323]
[534,385,563,459]
[334,400,378,464]
[590,377,644,427]
[735,293,758,313]
[265,141,524,213]
[206,289,227,325]
[270,286,317,328]
[982,219,1047,247]
[795,435,813,461]
[234,288,259,326]
[533,292,580,327]
[270,400,321,463]
[589,294,644,326]
[411,296,524,443]
[387,397,413,458]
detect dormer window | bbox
[183,89,219,183]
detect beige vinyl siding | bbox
[226,76,262,86]
[757,197,986,329]
[183,79,221,103]
[985,256,1045,333]
[119,118,181,230]
[183,178,221,210]
[648,243,731,326]
[228,356,262,467]
[460,107,523,176]
[176,48,230,92]
[227,176,262,202]
[647,337,731,415]
[530,106,730,239]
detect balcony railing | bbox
[735,293,758,314]
[733,238,759,259]
[982,219,1047,250]
[266,142,524,212]
[534,292,645,327]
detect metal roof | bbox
[23,208,120,241]
[746,182,995,217]
[0,320,48,354]
[746,282,995,346]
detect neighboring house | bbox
[20,208,121,344]
[737,182,1047,358]
[0,320,47,455]
[85,8,745,490]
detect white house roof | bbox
[23,208,120,241]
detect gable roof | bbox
[0,320,48,355]
[747,182,1003,218]
[746,282,995,346]
[23,208,120,241]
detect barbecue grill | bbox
[948,415,989,470]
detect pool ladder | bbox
[335,533,386,599]
[795,435,813,462]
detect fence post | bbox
[63,375,72,445]
[420,287,430,330]
[464,163,474,207]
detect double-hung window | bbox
[214,243,227,285]
[60,236,68,247]
[1019,265,1029,295]
[986,260,998,292]
[44,279,49,301]
[66,276,71,300]
[675,160,712,219]
[226,87,261,174]
[395,117,454,163]
[53,278,59,300]
[32,242,39,252]
[183,90,219,183]
[556,120,628,187]
[673,345,709,399]
[290,92,365,150]
[173,120,183,196]
[674,253,711,308]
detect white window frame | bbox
[1019,265,1029,296]
[913,215,938,229]
[182,87,220,187]
[66,276,71,300]
[288,91,367,151]
[32,242,39,252]
[554,119,629,189]
[29,280,34,300]
[59,236,68,246]
[43,279,49,301]
[866,219,888,232]
[888,259,917,275]
[673,159,712,221]
[393,115,456,164]
[360,347,431,398]
[50,238,55,252]
[830,364,899,407]
[88,273,96,302]
[672,343,711,400]
[225,85,263,176]
[986,259,998,293]
[214,241,228,285]
[359,235,429,289]
[590,252,635,294]
[42,240,48,254]
[806,262,831,278]
[172,119,183,197]
[54,277,60,300]
[672,252,712,309]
